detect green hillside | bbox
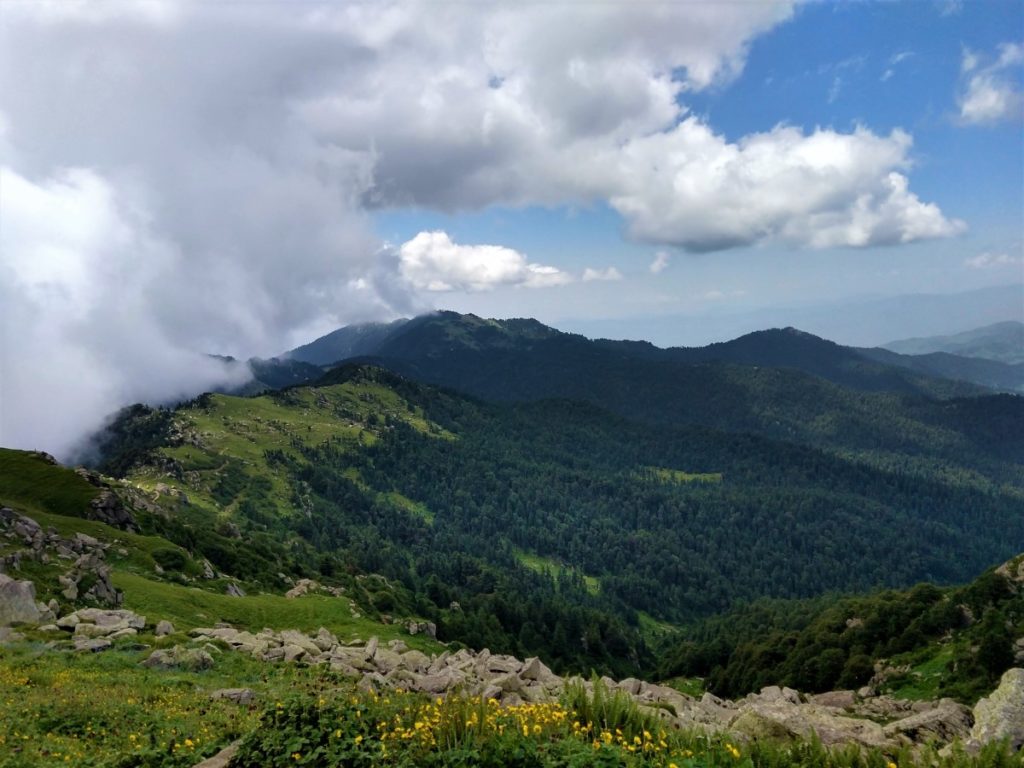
[77,363,1024,679]
[658,553,1024,703]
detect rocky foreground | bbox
[3,592,1022,758]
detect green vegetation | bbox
[0,448,99,518]
[658,557,1024,703]
[232,681,1017,768]
[86,361,1024,680]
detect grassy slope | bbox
[130,379,452,523]
[0,448,99,517]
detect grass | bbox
[515,550,600,595]
[0,448,99,518]
[642,466,724,485]
[0,638,338,768]
[111,572,440,653]
[885,646,957,701]
[129,380,455,523]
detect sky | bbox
[1,0,1022,458]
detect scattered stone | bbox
[156,620,175,637]
[190,740,240,768]
[210,688,255,705]
[141,645,215,671]
[74,637,112,653]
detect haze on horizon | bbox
[1,0,1022,459]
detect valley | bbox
[1,315,1022,767]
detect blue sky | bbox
[375,0,1023,335]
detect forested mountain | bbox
[884,321,1024,365]
[91,363,1024,677]
[658,553,1024,703]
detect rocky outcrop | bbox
[180,623,996,753]
[56,608,145,637]
[1,509,123,606]
[965,668,1024,753]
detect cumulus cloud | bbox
[608,122,964,252]
[964,252,1023,269]
[398,231,570,292]
[0,0,967,456]
[958,43,1024,125]
[582,267,624,282]
[649,252,671,274]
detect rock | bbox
[406,620,437,639]
[402,649,431,673]
[365,636,378,659]
[412,667,466,694]
[520,657,559,687]
[372,648,404,674]
[88,490,138,532]
[280,629,321,656]
[210,688,255,705]
[883,699,973,745]
[313,627,337,651]
[618,678,642,696]
[225,583,246,598]
[75,532,101,548]
[108,627,139,640]
[201,560,216,579]
[74,637,112,653]
[74,608,145,629]
[282,644,307,663]
[0,574,43,625]
[38,624,60,632]
[155,620,175,637]
[141,645,215,671]
[809,690,857,710]
[387,639,408,653]
[191,740,241,768]
[965,667,1024,753]
[285,579,319,599]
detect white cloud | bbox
[0,167,251,459]
[649,251,671,274]
[582,267,624,282]
[958,43,1024,125]
[398,231,570,292]
[0,1,969,455]
[964,252,1023,269]
[608,121,964,252]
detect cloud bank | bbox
[0,1,966,457]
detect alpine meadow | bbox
[1,2,1022,768]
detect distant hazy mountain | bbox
[560,283,1024,348]
[883,321,1024,365]
[858,347,1024,394]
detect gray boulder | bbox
[141,645,215,671]
[155,620,175,637]
[966,667,1024,752]
[210,688,255,705]
[0,574,43,625]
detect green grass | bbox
[515,550,599,595]
[885,645,957,701]
[643,466,724,484]
[112,572,441,653]
[130,381,455,522]
[661,675,706,699]
[0,448,99,518]
[381,491,434,524]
